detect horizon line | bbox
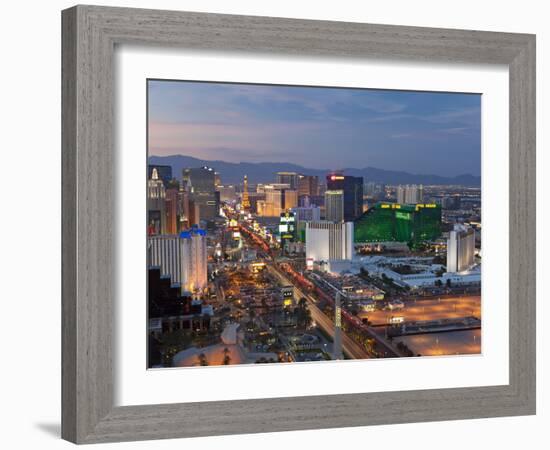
[147,154,480,179]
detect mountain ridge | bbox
[148,154,481,187]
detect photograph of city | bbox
[147,80,482,368]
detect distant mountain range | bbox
[148,154,481,187]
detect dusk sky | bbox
[148,80,481,177]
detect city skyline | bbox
[147,79,482,369]
[148,80,481,177]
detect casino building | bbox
[353,202,442,246]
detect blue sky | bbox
[148,80,481,176]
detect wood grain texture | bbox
[61,5,536,444]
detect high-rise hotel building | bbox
[326,173,364,221]
[182,166,218,220]
[297,174,319,197]
[256,183,298,217]
[148,227,208,294]
[446,223,476,273]
[305,221,354,263]
[324,190,344,222]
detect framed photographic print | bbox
[62,5,536,444]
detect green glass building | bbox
[354,203,441,245]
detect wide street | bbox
[266,264,372,360]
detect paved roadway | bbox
[266,264,372,360]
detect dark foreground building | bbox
[354,203,441,245]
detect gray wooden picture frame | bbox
[61,5,536,444]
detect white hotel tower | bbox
[148,228,208,294]
[446,224,476,273]
[305,221,354,263]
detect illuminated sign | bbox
[415,203,437,211]
[281,286,294,307]
[330,175,345,181]
[279,213,295,223]
[373,294,385,301]
[250,262,266,273]
[279,224,288,233]
[381,204,390,209]
[395,211,411,220]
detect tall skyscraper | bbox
[326,174,364,221]
[180,228,208,293]
[297,174,319,197]
[447,224,475,272]
[182,166,218,220]
[148,227,208,294]
[324,190,344,222]
[276,172,299,190]
[147,168,166,235]
[305,221,354,263]
[257,183,297,217]
[396,184,424,204]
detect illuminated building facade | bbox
[354,203,441,245]
[447,224,476,272]
[241,175,251,210]
[148,227,208,294]
[305,221,354,263]
[326,173,364,221]
[257,183,297,216]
